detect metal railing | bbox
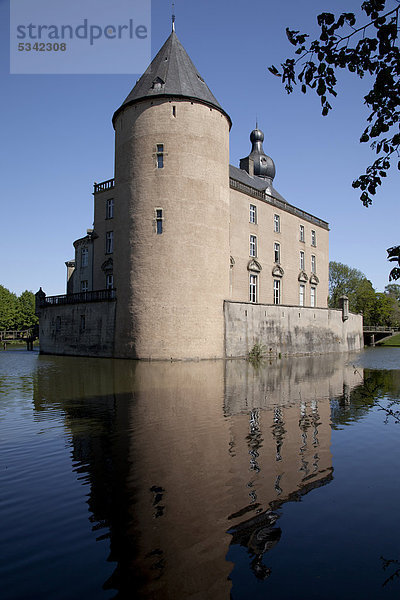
[0,329,34,340]
[363,326,400,333]
[40,289,116,307]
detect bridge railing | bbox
[363,326,400,333]
[39,289,116,307]
[0,329,34,340]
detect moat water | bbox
[1,348,400,599]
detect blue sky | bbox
[1,0,398,296]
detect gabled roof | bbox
[113,31,231,127]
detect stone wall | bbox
[224,301,363,357]
[38,300,116,357]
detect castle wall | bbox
[229,187,329,307]
[38,301,116,357]
[112,98,230,360]
[224,301,363,357]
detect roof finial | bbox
[256,115,258,130]
[172,3,176,31]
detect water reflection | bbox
[29,353,367,599]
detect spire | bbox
[113,30,231,128]
[172,3,175,31]
[240,126,276,181]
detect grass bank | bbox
[378,333,400,347]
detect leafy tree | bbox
[269,0,400,207]
[16,290,38,329]
[328,260,400,325]
[371,292,400,326]
[384,283,400,301]
[0,286,38,330]
[0,285,18,330]
[329,261,366,308]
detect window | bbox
[106,273,114,290]
[310,286,316,307]
[106,198,114,219]
[81,280,88,293]
[156,208,163,234]
[106,231,113,254]
[300,251,305,271]
[80,315,86,332]
[300,224,305,242]
[156,143,164,168]
[249,204,257,224]
[250,235,257,257]
[249,274,258,303]
[81,247,88,268]
[273,279,280,305]
[274,242,280,264]
[299,284,305,306]
[274,214,280,233]
[311,254,316,273]
[311,229,316,247]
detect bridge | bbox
[0,327,38,351]
[363,326,400,346]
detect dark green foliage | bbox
[269,0,400,207]
[0,285,38,330]
[329,260,400,326]
[387,245,400,281]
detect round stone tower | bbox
[111,30,231,359]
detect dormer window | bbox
[152,76,165,91]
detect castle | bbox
[36,27,363,359]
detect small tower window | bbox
[156,144,164,168]
[155,208,163,234]
[300,224,305,242]
[172,105,176,117]
[81,280,88,293]
[274,214,280,233]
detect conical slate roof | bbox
[113,31,231,127]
